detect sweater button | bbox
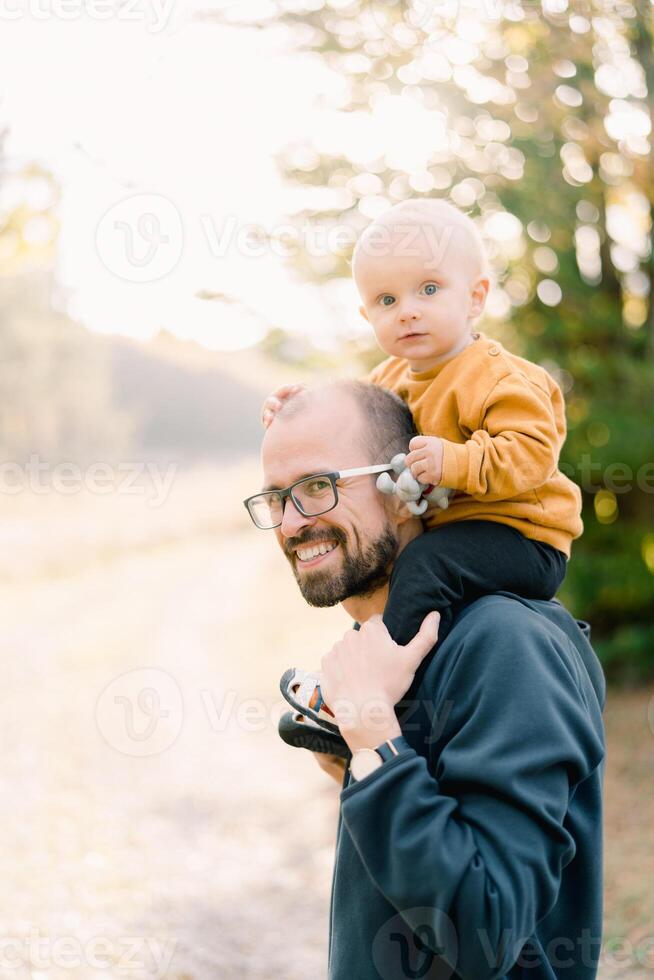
[489,346,499,355]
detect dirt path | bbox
[0,468,346,979]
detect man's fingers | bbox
[402,611,440,667]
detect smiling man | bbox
[250,380,606,980]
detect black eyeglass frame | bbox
[243,463,395,530]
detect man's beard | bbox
[285,524,399,608]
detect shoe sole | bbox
[278,710,350,759]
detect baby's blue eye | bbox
[424,283,439,295]
[380,295,395,307]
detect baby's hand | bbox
[405,435,444,486]
[261,383,306,428]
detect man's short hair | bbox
[277,380,417,464]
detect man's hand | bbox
[320,612,440,753]
[405,435,444,486]
[261,383,306,428]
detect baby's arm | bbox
[261,383,306,428]
[408,375,562,500]
[262,354,395,427]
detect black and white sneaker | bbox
[279,668,341,735]
[277,709,350,759]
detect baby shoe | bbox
[278,709,350,759]
[279,668,341,735]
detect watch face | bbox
[350,748,382,782]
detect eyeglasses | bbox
[243,463,394,530]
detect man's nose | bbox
[279,495,316,537]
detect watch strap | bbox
[375,737,402,762]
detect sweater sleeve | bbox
[438,374,563,501]
[339,610,605,979]
[363,356,394,386]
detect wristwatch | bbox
[349,737,403,782]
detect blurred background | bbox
[0,0,652,976]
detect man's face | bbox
[261,393,399,607]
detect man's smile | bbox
[295,541,340,567]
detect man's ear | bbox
[468,276,490,320]
[359,304,369,323]
[381,489,420,527]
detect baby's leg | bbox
[383,520,567,648]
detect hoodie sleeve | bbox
[339,606,605,980]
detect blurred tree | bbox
[213,0,654,680]
[0,163,133,460]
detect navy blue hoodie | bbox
[328,594,606,980]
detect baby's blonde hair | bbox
[353,197,490,282]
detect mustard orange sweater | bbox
[367,332,583,557]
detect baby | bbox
[265,198,583,733]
